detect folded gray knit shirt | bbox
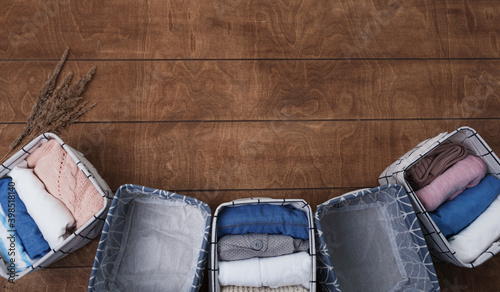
[218,233,309,261]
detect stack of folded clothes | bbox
[216,204,311,291]
[407,142,500,263]
[0,139,103,272]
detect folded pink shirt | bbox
[415,155,487,212]
[26,140,104,229]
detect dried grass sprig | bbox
[1,49,97,164]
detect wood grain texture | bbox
[2,0,500,290]
[1,120,499,192]
[48,239,99,268]
[1,0,500,59]
[1,60,500,123]
[435,257,500,292]
[181,188,355,213]
[0,267,91,291]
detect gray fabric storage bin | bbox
[315,185,440,292]
[88,184,211,292]
[210,198,317,292]
[0,133,112,281]
[379,126,500,267]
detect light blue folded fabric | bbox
[0,198,36,273]
[430,175,500,238]
[0,177,50,259]
[217,204,309,240]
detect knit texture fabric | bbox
[407,142,467,190]
[221,286,309,292]
[216,204,310,240]
[415,155,487,211]
[26,140,103,229]
[8,161,75,248]
[218,251,311,289]
[218,234,309,261]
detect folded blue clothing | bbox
[430,175,500,238]
[216,204,309,240]
[0,177,50,259]
[0,200,36,272]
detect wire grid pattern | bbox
[210,198,316,292]
[314,185,439,291]
[0,133,112,280]
[379,126,500,267]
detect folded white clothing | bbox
[218,251,311,289]
[0,205,35,273]
[221,285,309,292]
[8,161,75,249]
[448,193,500,263]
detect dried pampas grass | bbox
[1,49,97,164]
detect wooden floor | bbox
[1,0,500,291]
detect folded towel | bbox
[429,175,500,238]
[218,251,311,289]
[221,285,309,292]
[217,204,309,240]
[9,161,75,249]
[0,177,50,259]
[0,203,36,273]
[218,234,308,261]
[26,140,103,229]
[408,142,467,190]
[415,155,487,211]
[449,192,500,263]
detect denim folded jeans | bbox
[216,204,309,240]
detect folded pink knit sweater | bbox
[415,155,487,212]
[27,140,104,229]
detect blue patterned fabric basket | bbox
[88,184,211,292]
[315,185,440,292]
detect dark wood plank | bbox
[1,0,500,290]
[1,120,499,192]
[0,267,91,291]
[1,60,500,123]
[1,0,500,59]
[48,239,98,268]
[435,256,500,292]
[181,188,355,213]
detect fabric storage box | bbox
[315,185,440,292]
[0,133,112,281]
[379,126,500,267]
[210,198,316,292]
[88,184,211,292]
